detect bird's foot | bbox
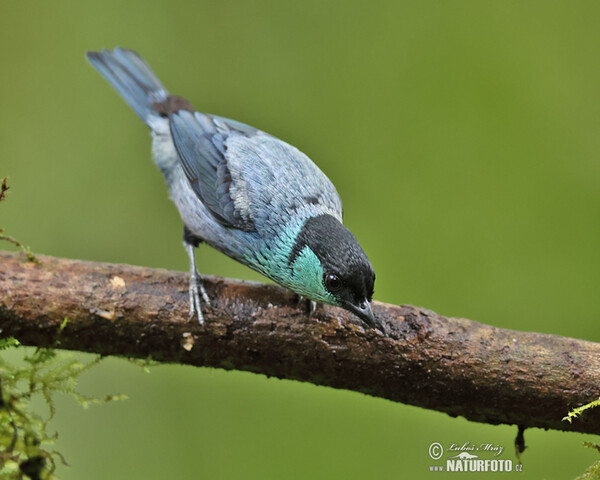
[309,300,317,316]
[189,270,210,324]
[297,295,317,318]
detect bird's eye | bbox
[325,274,342,291]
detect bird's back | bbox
[166,108,343,238]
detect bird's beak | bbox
[345,299,385,333]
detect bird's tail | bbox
[86,47,168,128]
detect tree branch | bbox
[1,251,599,434]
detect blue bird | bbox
[86,48,381,331]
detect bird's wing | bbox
[170,110,343,232]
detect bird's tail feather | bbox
[86,47,168,127]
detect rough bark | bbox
[0,251,599,434]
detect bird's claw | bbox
[184,240,210,324]
[309,300,317,316]
[297,295,317,318]
[189,270,210,324]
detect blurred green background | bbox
[2,1,600,478]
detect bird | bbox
[86,47,382,332]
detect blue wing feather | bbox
[170,111,256,230]
[170,109,343,234]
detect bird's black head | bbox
[289,214,381,331]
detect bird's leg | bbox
[183,238,210,324]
